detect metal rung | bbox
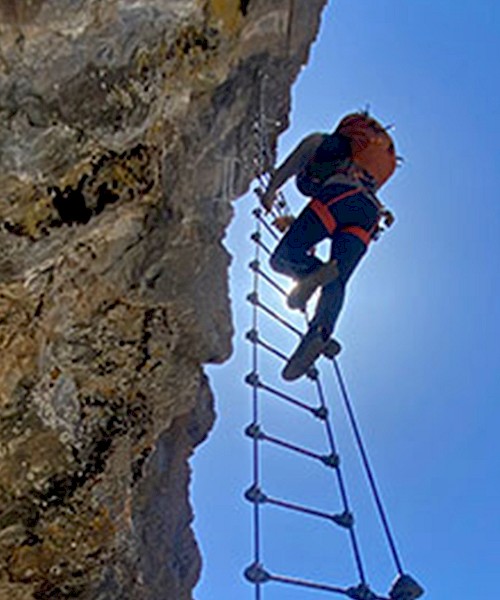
[253,334,288,361]
[244,421,339,468]
[254,299,303,336]
[257,381,321,415]
[252,208,280,241]
[263,571,388,599]
[265,495,354,529]
[257,429,339,469]
[245,333,322,382]
[268,572,346,595]
[248,260,289,298]
[244,332,318,378]
[243,372,325,419]
[250,232,273,255]
[245,326,289,361]
[258,269,289,298]
[244,486,352,529]
[246,292,302,335]
[246,291,341,358]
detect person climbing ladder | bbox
[260,111,398,381]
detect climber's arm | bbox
[260,133,324,211]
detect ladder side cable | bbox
[250,210,263,600]
[332,358,404,575]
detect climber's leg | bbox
[281,232,366,381]
[310,231,368,338]
[270,206,340,310]
[270,206,326,278]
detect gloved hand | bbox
[272,215,295,232]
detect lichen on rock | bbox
[0,0,328,598]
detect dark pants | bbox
[270,183,379,337]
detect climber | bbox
[259,112,398,381]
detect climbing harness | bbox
[242,84,423,600]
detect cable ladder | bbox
[241,89,423,600]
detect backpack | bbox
[336,113,397,190]
[296,133,351,197]
[296,113,397,196]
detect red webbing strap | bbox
[309,188,378,246]
[326,187,363,207]
[341,225,373,246]
[308,187,363,235]
[309,199,337,235]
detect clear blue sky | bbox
[192,1,500,599]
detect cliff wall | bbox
[0,1,327,598]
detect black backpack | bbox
[296,133,351,197]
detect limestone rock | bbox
[0,0,328,598]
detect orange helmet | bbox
[336,113,397,190]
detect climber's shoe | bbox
[282,326,332,381]
[287,259,339,311]
[323,337,342,359]
[389,573,424,600]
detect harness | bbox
[308,186,381,246]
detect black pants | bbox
[270,183,379,336]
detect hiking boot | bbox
[287,260,339,311]
[389,574,424,600]
[282,326,329,381]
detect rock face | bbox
[0,1,327,598]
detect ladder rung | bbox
[253,335,289,362]
[267,572,347,595]
[250,232,273,255]
[258,381,320,416]
[253,208,280,241]
[267,572,388,600]
[249,261,289,298]
[246,292,301,336]
[260,431,339,469]
[255,299,302,336]
[265,495,353,529]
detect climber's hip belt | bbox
[307,184,379,246]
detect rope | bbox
[249,210,262,600]
[332,359,404,575]
[314,374,367,582]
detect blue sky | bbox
[192,1,500,599]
